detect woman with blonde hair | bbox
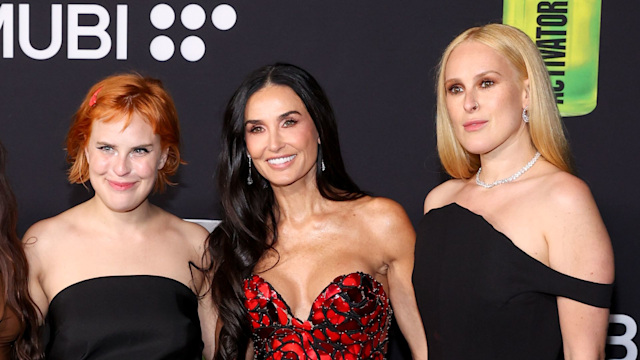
[24,73,214,359]
[414,23,614,359]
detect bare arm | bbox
[375,199,428,360]
[189,223,217,360]
[199,287,217,360]
[22,225,49,323]
[545,177,614,359]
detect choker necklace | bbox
[475,152,541,189]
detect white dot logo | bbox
[149,35,174,62]
[181,36,206,62]
[212,4,237,31]
[181,4,206,30]
[149,3,237,62]
[150,4,175,30]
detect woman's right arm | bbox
[423,179,460,214]
[23,224,50,323]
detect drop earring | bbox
[522,106,530,123]
[321,159,326,172]
[246,154,253,185]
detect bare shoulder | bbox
[156,210,210,244]
[23,206,83,253]
[350,196,415,250]
[423,178,465,213]
[538,171,613,283]
[153,209,210,264]
[539,171,598,213]
[22,206,88,280]
[356,196,412,229]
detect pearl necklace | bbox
[475,152,541,189]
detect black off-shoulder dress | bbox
[414,203,612,360]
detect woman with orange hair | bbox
[0,142,41,360]
[23,73,215,359]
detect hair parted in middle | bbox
[66,73,183,193]
[434,23,573,179]
[208,63,365,360]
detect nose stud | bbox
[472,102,479,110]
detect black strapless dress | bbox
[243,272,392,359]
[44,275,203,360]
[413,203,613,360]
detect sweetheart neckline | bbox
[246,271,386,323]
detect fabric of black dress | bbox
[44,275,203,360]
[413,203,613,360]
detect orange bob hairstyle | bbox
[66,73,183,193]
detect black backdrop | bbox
[1,1,637,358]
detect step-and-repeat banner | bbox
[0,1,637,358]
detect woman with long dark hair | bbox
[208,63,427,360]
[0,142,40,359]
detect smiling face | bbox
[85,112,168,213]
[244,85,320,188]
[444,40,530,156]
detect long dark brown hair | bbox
[208,63,365,359]
[0,142,42,359]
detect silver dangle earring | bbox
[522,106,530,123]
[246,154,253,185]
[318,142,325,172]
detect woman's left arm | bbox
[186,223,217,360]
[546,177,614,360]
[373,198,428,360]
[199,288,217,360]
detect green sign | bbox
[504,0,602,117]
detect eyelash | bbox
[480,79,494,88]
[448,85,463,95]
[132,148,150,155]
[447,79,495,94]
[248,125,263,133]
[283,119,297,127]
[246,118,298,133]
[96,146,149,155]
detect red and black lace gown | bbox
[243,272,392,360]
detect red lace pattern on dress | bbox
[243,272,392,360]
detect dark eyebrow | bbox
[279,110,301,118]
[245,110,302,124]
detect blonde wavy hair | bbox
[435,23,573,178]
